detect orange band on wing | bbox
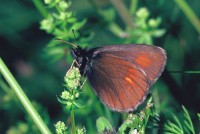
[125,77,133,84]
[135,53,152,67]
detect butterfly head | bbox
[71,46,86,58]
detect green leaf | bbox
[58,1,71,11]
[71,19,87,30]
[40,15,54,32]
[118,123,128,134]
[65,11,73,18]
[73,101,84,108]
[182,106,195,134]
[172,114,183,132]
[57,96,69,105]
[164,120,183,134]
[136,7,149,19]
[151,29,166,37]
[164,106,196,134]
[96,117,113,133]
[67,17,77,23]
[148,18,161,28]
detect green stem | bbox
[169,70,200,74]
[142,111,151,134]
[0,58,52,134]
[182,70,200,73]
[109,0,135,28]
[175,0,200,34]
[152,89,160,113]
[108,23,128,38]
[33,0,49,18]
[130,0,138,15]
[70,109,76,134]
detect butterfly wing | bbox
[86,44,166,112]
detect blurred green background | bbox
[0,0,200,133]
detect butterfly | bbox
[57,39,167,112]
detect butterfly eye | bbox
[76,50,81,55]
[71,49,81,58]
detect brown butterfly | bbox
[58,38,167,112]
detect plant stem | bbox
[130,0,138,15]
[109,23,128,38]
[169,70,200,74]
[70,109,76,134]
[0,58,52,134]
[175,0,200,34]
[33,0,49,18]
[109,0,135,28]
[152,89,160,113]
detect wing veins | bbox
[95,53,161,81]
[117,67,147,93]
[89,67,116,109]
[115,67,132,109]
[95,58,148,94]
[94,65,124,109]
[98,59,148,96]
[117,65,147,81]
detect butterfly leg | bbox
[71,59,81,68]
[74,60,80,68]
[66,60,80,74]
[80,77,87,89]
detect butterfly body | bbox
[71,44,167,112]
[71,46,96,76]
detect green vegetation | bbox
[0,0,200,133]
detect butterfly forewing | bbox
[86,44,166,112]
[91,44,167,85]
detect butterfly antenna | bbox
[72,29,80,47]
[55,38,78,48]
